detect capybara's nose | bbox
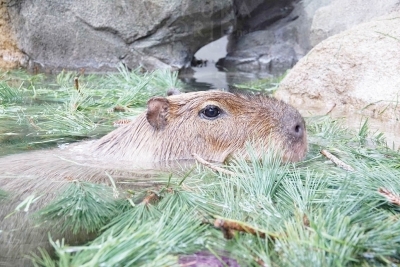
[291,120,305,140]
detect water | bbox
[179,36,275,91]
[0,110,112,156]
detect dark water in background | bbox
[179,36,274,92]
[180,36,231,91]
[179,64,263,91]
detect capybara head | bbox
[94,90,307,163]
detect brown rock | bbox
[276,12,400,123]
[0,1,27,69]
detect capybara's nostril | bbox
[292,122,304,139]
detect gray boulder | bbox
[0,1,27,69]
[217,0,331,76]
[276,12,400,123]
[217,0,400,76]
[310,0,400,46]
[7,0,234,72]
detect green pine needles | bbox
[37,181,121,234]
[0,188,8,202]
[0,66,182,155]
[31,124,400,266]
[0,69,400,266]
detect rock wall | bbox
[0,1,27,69]
[5,0,234,72]
[2,0,399,74]
[217,0,331,76]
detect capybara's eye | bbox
[200,105,221,119]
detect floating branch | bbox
[193,153,236,176]
[141,191,160,205]
[320,149,354,172]
[213,216,278,240]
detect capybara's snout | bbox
[290,117,306,142]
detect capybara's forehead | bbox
[167,91,281,110]
[167,90,233,102]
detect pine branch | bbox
[37,181,121,234]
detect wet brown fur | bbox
[0,91,307,266]
[94,91,307,163]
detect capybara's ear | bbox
[166,88,181,96]
[146,97,170,130]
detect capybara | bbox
[0,90,307,266]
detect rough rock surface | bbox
[6,0,234,72]
[310,0,400,46]
[275,12,400,123]
[217,0,331,76]
[0,1,27,69]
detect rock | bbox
[0,1,28,69]
[310,0,400,46]
[275,12,400,123]
[6,0,234,72]
[217,0,331,76]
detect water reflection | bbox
[179,35,275,92]
[179,64,274,92]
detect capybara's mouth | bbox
[283,133,308,163]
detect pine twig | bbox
[303,214,310,228]
[74,76,79,92]
[213,216,277,240]
[378,188,400,206]
[141,192,159,205]
[113,105,128,112]
[28,117,42,131]
[255,258,268,267]
[320,149,354,172]
[193,153,236,176]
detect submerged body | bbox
[0,91,307,266]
